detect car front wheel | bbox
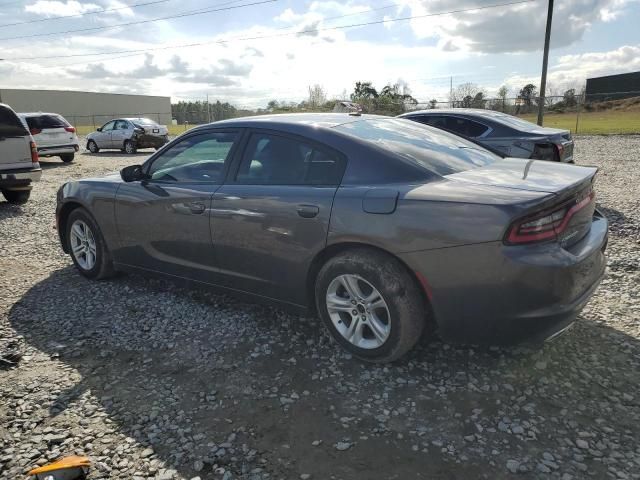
[60,153,74,163]
[87,140,99,153]
[66,208,115,279]
[315,248,427,362]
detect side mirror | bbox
[120,164,145,182]
[97,127,102,132]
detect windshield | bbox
[334,118,499,176]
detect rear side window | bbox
[0,105,29,137]
[444,117,489,138]
[334,118,498,176]
[25,114,69,130]
[235,133,346,186]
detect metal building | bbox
[0,88,172,127]
[585,71,640,101]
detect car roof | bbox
[198,112,382,131]
[18,112,63,117]
[400,108,510,117]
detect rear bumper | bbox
[398,213,608,345]
[135,134,169,149]
[0,166,42,189]
[38,144,79,156]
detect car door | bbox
[113,129,240,282]
[211,130,347,305]
[111,120,132,150]
[95,121,116,148]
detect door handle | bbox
[297,204,319,218]
[189,201,206,214]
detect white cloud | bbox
[25,0,101,16]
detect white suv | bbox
[19,112,79,163]
[0,104,41,204]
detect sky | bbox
[0,0,639,107]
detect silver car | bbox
[86,118,169,154]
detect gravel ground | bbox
[1,137,639,480]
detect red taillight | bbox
[506,191,595,245]
[30,140,39,163]
[555,143,564,159]
[65,126,76,133]
[30,128,42,135]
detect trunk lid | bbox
[447,158,598,248]
[446,158,595,195]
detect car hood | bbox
[445,158,596,194]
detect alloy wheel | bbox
[326,274,391,349]
[70,219,97,270]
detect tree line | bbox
[171,81,585,124]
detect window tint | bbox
[334,118,498,176]
[444,117,489,137]
[25,114,69,130]
[101,121,116,132]
[235,133,345,186]
[0,105,29,137]
[148,131,237,183]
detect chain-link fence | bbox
[62,90,640,137]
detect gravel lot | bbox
[1,136,639,480]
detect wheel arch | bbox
[57,200,88,253]
[306,241,434,323]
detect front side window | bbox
[101,121,115,132]
[235,133,345,186]
[147,131,237,183]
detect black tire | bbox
[87,140,99,153]
[66,208,115,280]
[60,153,74,163]
[2,189,30,204]
[315,248,427,363]
[124,140,137,154]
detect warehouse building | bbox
[585,71,640,101]
[0,88,172,127]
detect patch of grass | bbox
[519,111,640,135]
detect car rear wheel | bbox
[66,208,115,280]
[315,248,427,362]
[124,140,137,154]
[60,153,74,163]
[87,140,99,153]
[2,189,30,204]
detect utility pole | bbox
[206,93,211,123]
[537,0,554,126]
[450,76,453,108]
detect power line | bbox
[0,0,172,28]
[0,0,278,41]
[3,0,539,62]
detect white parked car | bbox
[0,104,41,204]
[86,117,169,154]
[18,112,79,163]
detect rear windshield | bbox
[334,118,499,176]
[0,105,29,137]
[131,118,157,126]
[25,114,70,129]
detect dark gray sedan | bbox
[56,114,607,362]
[398,109,575,162]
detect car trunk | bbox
[446,158,598,248]
[24,115,75,148]
[0,105,33,169]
